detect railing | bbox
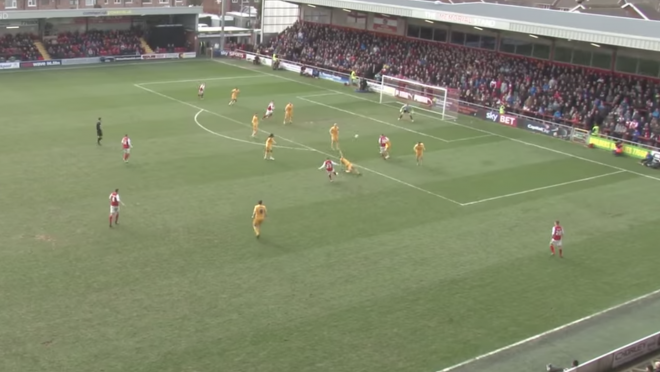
[227,50,660,160]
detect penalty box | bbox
[297,92,493,144]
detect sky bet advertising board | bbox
[485,111,517,127]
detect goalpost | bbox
[378,75,460,121]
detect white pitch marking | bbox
[134,83,309,152]
[138,75,263,86]
[437,287,660,372]
[297,96,451,143]
[194,110,311,151]
[216,59,660,183]
[461,171,626,206]
[213,59,660,371]
[134,83,463,206]
[298,93,491,143]
[295,92,346,98]
[446,134,494,143]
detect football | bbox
[354,134,359,138]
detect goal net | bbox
[378,76,459,121]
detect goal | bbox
[378,76,459,121]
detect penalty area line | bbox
[134,83,463,206]
[445,134,494,143]
[138,75,263,86]
[194,110,311,151]
[436,287,660,372]
[460,170,626,206]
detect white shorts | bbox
[198,90,204,95]
[380,146,387,153]
[110,205,120,214]
[550,239,562,247]
[265,109,273,116]
[123,148,131,154]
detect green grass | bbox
[0,59,658,372]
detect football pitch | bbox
[1,59,659,372]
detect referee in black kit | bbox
[96,117,103,145]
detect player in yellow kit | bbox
[339,151,360,175]
[251,200,267,238]
[264,133,275,160]
[251,113,259,137]
[283,103,293,125]
[330,124,339,150]
[229,87,240,105]
[414,142,425,166]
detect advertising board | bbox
[62,57,102,66]
[141,53,179,60]
[521,120,570,140]
[568,332,660,372]
[0,61,19,70]
[395,90,433,105]
[611,332,660,368]
[485,111,517,127]
[281,61,301,74]
[319,72,349,84]
[587,136,651,159]
[20,60,62,68]
[228,51,246,59]
[114,55,141,61]
[458,104,483,117]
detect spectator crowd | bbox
[265,22,660,147]
[47,29,144,59]
[0,33,39,62]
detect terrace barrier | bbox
[226,50,660,162]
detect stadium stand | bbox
[0,33,40,62]
[147,25,193,54]
[269,21,660,147]
[46,29,144,59]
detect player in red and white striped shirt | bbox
[550,220,564,257]
[198,83,205,99]
[121,135,132,163]
[263,101,274,119]
[379,134,390,160]
[319,158,339,182]
[109,189,123,227]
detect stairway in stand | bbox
[34,41,51,60]
[140,38,154,54]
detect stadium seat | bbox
[47,29,145,60]
[0,33,39,61]
[270,22,660,146]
